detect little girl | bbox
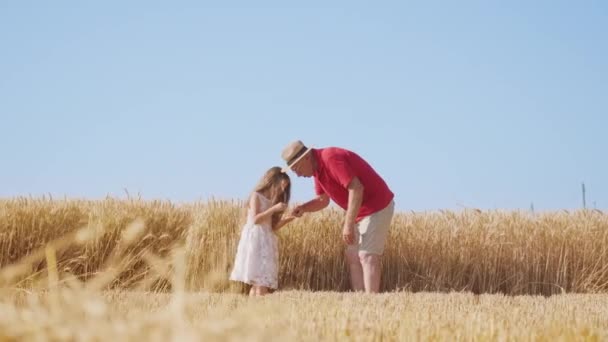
[229,166,296,296]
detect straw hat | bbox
[281,140,312,172]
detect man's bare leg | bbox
[345,247,364,291]
[360,253,382,293]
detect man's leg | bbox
[345,246,364,291]
[358,201,394,294]
[360,252,382,293]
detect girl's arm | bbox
[273,215,296,231]
[250,193,283,224]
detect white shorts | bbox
[348,200,395,255]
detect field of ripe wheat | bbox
[1,289,607,340]
[1,197,608,340]
[2,198,608,294]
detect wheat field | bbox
[1,197,608,340]
[2,289,607,341]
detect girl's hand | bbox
[272,202,287,213]
[283,213,297,221]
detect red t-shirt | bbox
[313,147,394,222]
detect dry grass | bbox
[1,197,608,340]
[1,197,607,295]
[1,289,607,341]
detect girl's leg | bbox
[256,286,269,296]
[249,286,257,297]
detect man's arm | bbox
[342,177,364,245]
[292,194,330,216]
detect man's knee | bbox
[344,247,360,264]
[359,252,380,266]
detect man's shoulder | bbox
[317,147,351,159]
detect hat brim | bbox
[282,147,313,173]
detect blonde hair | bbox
[253,166,291,228]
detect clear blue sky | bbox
[1,1,606,211]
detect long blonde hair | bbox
[253,166,291,227]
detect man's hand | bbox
[342,222,356,245]
[291,205,305,218]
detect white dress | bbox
[229,192,279,289]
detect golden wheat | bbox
[1,197,607,295]
[1,198,608,341]
[1,289,607,341]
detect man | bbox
[281,140,395,293]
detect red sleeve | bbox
[327,155,355,189]
[314,177,325,195]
